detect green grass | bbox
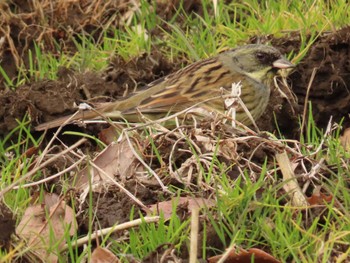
[2,0,350,87]
[2,104,350,262]
[1,0,350,262]
[1,117,38,210]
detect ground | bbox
[0,1,350,262]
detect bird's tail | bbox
[34,97,132,131]
[34,109,101,131]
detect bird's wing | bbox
[123,56,235,114]
[35,54,244,130]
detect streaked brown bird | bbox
[35,44,294,131]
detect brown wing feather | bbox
[124,57,235,114]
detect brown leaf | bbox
[16,193,77,263]
[23,146,39,158]
[91,247,120,263]
[340,128,350,150]
[147,196,215,220]
[307,188,333,206]
[208,247,280,263]
[98,126,121,145]
[75,139,143,191]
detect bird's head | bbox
[222,44,295,83]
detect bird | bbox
[35,44,294,131]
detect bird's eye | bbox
[255,52,267,61]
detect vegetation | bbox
[1,0,350,262]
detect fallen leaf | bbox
[91,247,120,263]
[16,193,77,263]
[75,139,143,191]
[147,196,215,220]
[98,126,121,145]
[208,247,280,263]
[307,187,333,206]
[340,128,350,150]
[23,146,39,158]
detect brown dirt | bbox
[0,201,15,247]
[0,70,119,133]
[0,51,174,134]
[78,178,160,232]
[290,27,350,129]
[252,26,350,136]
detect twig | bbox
[301,68,317,134]
[0,138,87,197]
[60,216,160,251]
[189,208,199,263]
[35,111,82,167]
[122,130,171,194]
[275,151,308,207]
[13,156,85,189]
[217,243,236,263]
[13,156,85,190]
[89,160,151,213]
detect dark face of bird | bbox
[229,44,294,82]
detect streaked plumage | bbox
[35,44,294,131]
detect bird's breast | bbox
[214,74,271,124]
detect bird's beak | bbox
[273,58,295,69]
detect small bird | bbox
[35,44,294,131]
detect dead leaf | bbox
[208,247,280,263]
[98,126,121,145]
[75,139,142,191]
[195,133,214,152]
[147,196,215,220]
[219,139,238,160]
[340,128,350,151]
[91,247,120,263]
[16,193,77,263]
[307,187,333,206]
[23,146,39,158]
